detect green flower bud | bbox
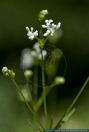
[54,76,65,85]
[24,70,33,81]
[38,9,48,21]
[2,67,8,74]
[2,66,15,79]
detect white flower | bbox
[26,26,38,40]
[42,19,61,36]
[32,43,47,60]
[20,48,34,69]
[41,9,48,15]
[33,42,41,53]
[41,50,47,60]
[2,67,8,73]
[20,43,47,69]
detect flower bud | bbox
[54,76,65,85]
[24,70,33,81]
[2,66,15,79]
[38,9,48,21]
[2,66,8,73]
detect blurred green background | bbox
[0,0,89,131]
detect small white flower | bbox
[2,67,8,73]
[33,43,47,60]
[20,48,34,69]
[26,26,38,40]
[41,9,48,15]
[32,43,47,60]
[20,43,47,69]
[33,42,40,50]
[42,50,47,60]
[33,42,41,53]
[42,19,61,37]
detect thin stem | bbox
[41,48,48,128]
[33,66,38,101]
[32,66,38,129]
[34,83,55,111]
[11,78,34,115]
[54,76,89,129]
[44,35,50,44]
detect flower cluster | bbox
[20,42,47,69]
[38,9,48,21]
[26,9,61,41]
[2,67,15,78]
[42,19,61,37]
[41,9,48,15]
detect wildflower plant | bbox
[2,9,89,131]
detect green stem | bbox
[44,35,50,44]
[34,83,55,111]
[11,78,34,115]
[41,48,48,128]
[33,66,38,101]
[54,76,89,129]
[33,66,38,130]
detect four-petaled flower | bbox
[42,19,61,37]
[26,27,38,40]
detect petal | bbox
[31,27,34,31]
[42,25,47,28]
[26,26,29,31]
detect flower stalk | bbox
[41,47,48,128]
[33,66,38,101]
[11,78,34,115]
